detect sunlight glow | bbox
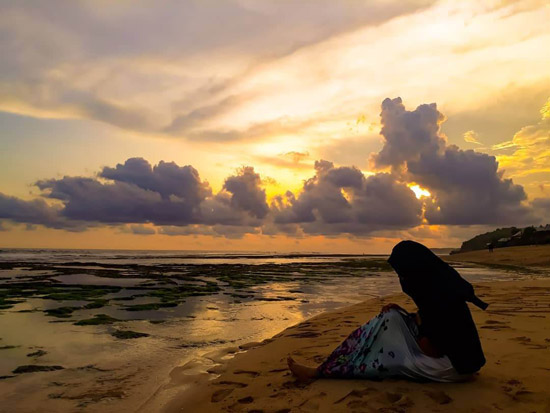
[408,184,431,199]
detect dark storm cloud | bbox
[273,160,423,234]
[373,97,535,225]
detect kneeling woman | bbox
[288,240,489,383]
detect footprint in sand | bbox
[501,381,534,402]
[298,391,327,410]
[211,388,234,402]
[214,380,248,388]
[286,331,321,339]
[481,320,511,330]
[237,396,254,404]
[510,336,531,343]
[424,390,453,405]
[232,369,260,378]
[334,388,377,404]
[387,392,414,408]
[268,367,288,373]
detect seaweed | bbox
[0,298,21,310]
[111,330,149,339]
[0,345,20,350]
[44,306,80,318]
[12,365,64,374]
[27,350,48,358]
[83,299,109,309]
[122,302,177,311]
[74,314,119,326]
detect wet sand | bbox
[165,263,550,411]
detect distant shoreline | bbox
[446,244,550,268]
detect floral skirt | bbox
[318,309,467,382]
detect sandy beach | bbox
[162,249,550,413]
[447,245,550,268]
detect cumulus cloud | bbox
[222,166,269,219]
[272,160,423,235]
[373,97,534,225]
[0,193,83,230]
[100,158,211,203]
[371,98,446,170]
[1,158,273,238]
[0,97,544,237]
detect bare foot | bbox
[287,356,319,381]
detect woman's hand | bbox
[381,303,404,313]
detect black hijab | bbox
[388,240,488,374]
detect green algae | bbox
[123,302,177,312]
[0,345,20,350]
[83,300,109,309]
[111,330,149,339]
[74,314,119,326]
[44,306,80,318]
[12,365,64,374]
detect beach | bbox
[447,244,550,268]
[163,249,550,413]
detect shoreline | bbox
[446,244,550,268]
[159,255,550,412]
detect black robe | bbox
[388,240,488,375]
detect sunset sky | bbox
[0,0,549,252]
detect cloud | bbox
[123,224,156,235]
[100,157,211,203]
[256,151,312,171]
[0,0,432,138]
[24,159,267,234]
[495,97,550,179]
[463,130,483,145]
[373,97,534,225]
[0,193,83,230]
[272,160,423,235]
[0,96,543,236]
[222,166,269,219]
[530,197,550,224]
[370,98,446,170]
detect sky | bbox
[0,0,549,252]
